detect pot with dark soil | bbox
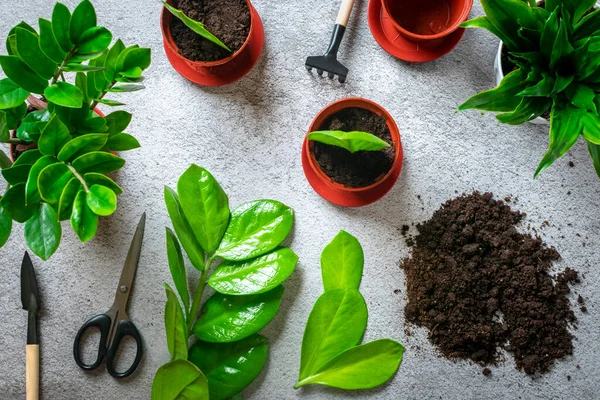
[161,0,264,86]
[302,98,403,207]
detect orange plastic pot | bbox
[302,98,403,208]
[381,0,473,42]
[160,0,264,86]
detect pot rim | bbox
[305,97,403,193]
[160,0,255,67]
[381,0,473,41]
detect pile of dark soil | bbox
[313,107,395,188]
[402,192,579,375]
[171,0,251,62]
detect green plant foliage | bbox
[152,165,298,400]
[151,359,209,400]
[0,0,152,259]
[460,0,600,177]
[308,130,391,153]
[295,231,404,391]
[162,2,231,52]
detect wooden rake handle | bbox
[26,345,39,400]
[336,0,356,27]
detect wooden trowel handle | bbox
[26,345,39,400]
[336,0,355,27]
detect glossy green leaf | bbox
[63,63,106,73]
[581,112,600,144]
[151,360,209,400]
[0,78,30,109]
[44,82,83,108]
[550,21,574,70]
[104,110,132,134]
[517,71,555,97]
[164,283,188,361]
[496,97,552,125]
[26,156,57,204]
[308,130,390,153]
[565,84,597,113]
[587,140,600,177]
[164,186,205,271]
[0,150,10,169]
[71,190,98,242]
[459,68,527,112]
[52,2,73,52]
[103,39,125,82]
[38,162,73,204]
[460,16,516,49]
[38,115,71,156]
[1,184,37,223]
[94,98,125,107]
[13,149,42,167]
[106,133,140,151]
[575,10,600,40]
[193,286,284,343]
[80,115,106,134]
[480,0,536,49]
[24,203,61,260]
[90,52,108,92]
[162,2,231,51]
[107,84,145,93]
[57,134,108,161]
[5,21,37,56]
[298,289,368,380]
[0,203,12,248]
[17,109,51,142]
[84,173,122,195]
[39,18,67,64]
[72,151,125,174]
[58,178,81,220]
[2,165,31,185]
[295,339,404,389]
[177,164,230,253]
[209,247,298,295]
[540,9,559,59]
[86,184,116,216]
[166,228,190,313]
[16,27,57,80]
[70,0,96,44]
[78,26,111,54]
[0,110,9,142]
[216,200,294,261]
[118,47,151,73]
[189,335,269,400]
[321,230,364,291]
[4,103,27,130]
[120,67,143,79]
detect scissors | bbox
[73,213,146,379]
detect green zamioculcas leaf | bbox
[1,184,37,222]
[164,186,205,271]
[38,162,73,204]
[0,56,48,95]
[308,130,390,154]
[106,133,140,151]
[0,78,30,109]
[193,286,284,343]
[0,203,12,247]
[15,27,57,80]
[107,84,145,93]
[17,109,51,142]
[6,21,37,56]
[321,230,364,291]
[209,247,299,295]
[57,134,108,161]
[5,103,27,130]
[189,335,269,400]
[105,110,132,134]
[86,184,117,216]
[26,156,57,204]
[72,151,125,174]
[120,47,152,72]
[71,190,98,242]
[39,18,67,64]
[103,39,125,82]
[52,2,73,52]
[177,164,230,254]
[164,283,188,361]
[162,2,231,52]
[70,0,97,44]
[151,359,209,400]
[587,140,600,177]
[0,150,11,168]
[298,289,368,381]
[459,68,528,112]
[24,202,61,260]
[77,26,112,54]
[166,228,190,313]
[63,63,106,73]
[58,178,82,220]
[84,173,122,195]
[44,82,84,108]
[295,339,404,389]
[2,165,31,186]
[0,110,9,143]
[94,98,126,107]
[215,200,294,261]
[39,115,71,156]
[13,149,42,167]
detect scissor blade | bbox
[114,213,146,311]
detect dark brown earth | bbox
[402,192,579,375]
[312,107,395,188]
[171,0,250,62]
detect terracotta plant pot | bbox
[302,98,403,208]
[160,0,264,86]
[381,0,473,42]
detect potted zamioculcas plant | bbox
[160,0,264,86]
[302,98,403,207]
[459,0,600,178]
[0,0,151,260]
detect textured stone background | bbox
[1,0,599,399]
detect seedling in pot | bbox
[0,0,151,260]
[459,0,600,178]
[152,165,298,400]
[308,130,391,153]
[162,1,231,52]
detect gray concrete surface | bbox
[1,0,599,399]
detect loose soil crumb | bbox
[569,161,575,168]
[171,0,251,62]
[312,107,395,188]
[401,192,579,375]
[482,368,491,376]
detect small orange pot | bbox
[160,0,264,86]
[302,98,403,208]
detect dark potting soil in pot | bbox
[170,0,251,62]
[402,192,580,375]
[312,107,396,188]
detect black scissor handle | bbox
[73,314,111,371]
[106,320,143,379]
